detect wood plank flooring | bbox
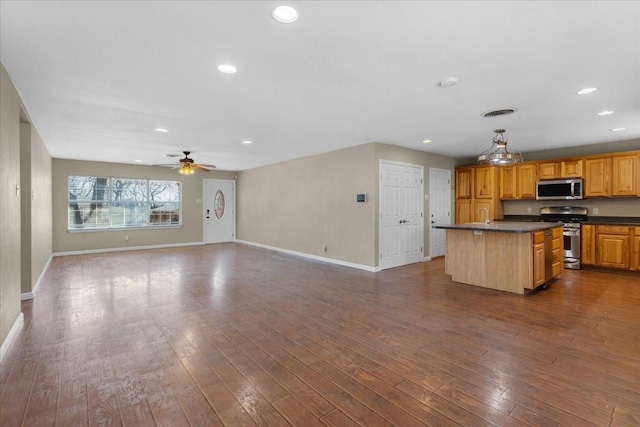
[1,243,639,426]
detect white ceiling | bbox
[1,1,639,171]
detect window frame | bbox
[67,175,182,231]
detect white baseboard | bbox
[0,312,24,363]
[423,256,432,262]
[21,254,54,300]
[53,241,205,257]
[235,240,379,272]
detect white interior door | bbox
[429,168,451,258]
[204,179,235,244]
[379,160,424,270]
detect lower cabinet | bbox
[582,224,638,271]
[631,227,640,271]
[532,227,563,288]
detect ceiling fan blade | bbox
[193,164,213,171]
[196,164,217,168]
[153,164,180,167]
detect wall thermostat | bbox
[356,194,367,202]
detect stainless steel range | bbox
[539,206,588,270]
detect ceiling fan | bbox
[155,151,216,175]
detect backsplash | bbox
[503,198,640,217]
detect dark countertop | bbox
[502,215,640,226]
[434,221,561,233]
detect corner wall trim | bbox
[21,254,54,300]
[235,240,379,272]
[53,241,205,257]
[0,312,24,363]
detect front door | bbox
[379,160,424,270]
[204,179,235,244]
[429,168,451,258]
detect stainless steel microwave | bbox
[536,178,584,200]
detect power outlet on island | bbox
[593,208,599,215]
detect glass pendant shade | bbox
[179,163,195,175]
[477,129,523,166]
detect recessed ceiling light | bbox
[135,160,142,163]
[611,128,626,132]
[155,128,168,133]
[597,110,614,116]
[217,64,237,74]
[272,5,298,23]
[422,139,432,144]
[439,77,458,88]
[576,87,598,95]
[242,140,252,144]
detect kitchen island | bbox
[434,222,563,294]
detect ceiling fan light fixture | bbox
[477,129,523,166]
[179,163,195,175]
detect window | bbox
[68,175,181,230]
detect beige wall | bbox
[374,143,458,258]
[237,142,459,267]
[52,159,236,253]
[20,123,53,294]
[1,63,22,346]
[237,143,377,266]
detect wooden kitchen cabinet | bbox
[455,168,473,199]
[474,166,495,199]
[455,165,502,224]
[584,157,612,197]
[455,199,472,224]
[551,227,563,276]
[516,163,537,199]
[612,154,638,196]
[538,162,559,180]
[596,225,630,269]
[581,224,596,265]
[499,166,516,199]
[632,227,640,271]
[533,231,546,287]
[560,160,583,178]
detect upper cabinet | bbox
[474,166,495,199]
[455,168,473,199]
[538,162,558,180]
[516,164,537,199]
[612,154,638,196]
[560,160,583,178]
[584,153,639,197]
[537,160,582,180]
[585,157,612,197]
[499,167,516,199]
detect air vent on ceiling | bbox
[482,108,516,118]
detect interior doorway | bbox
[203,179,235,244]
[429,168,451,258]
[379,160,424,270]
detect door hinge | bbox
[421,179,423,184]
[380,253,382,259]
[421,212,423,217]
[421,247,423,252]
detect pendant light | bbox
[477,129,523,166]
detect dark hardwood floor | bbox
[1,243,639,426]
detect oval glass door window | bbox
[214,190,225,219]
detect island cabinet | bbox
[439,223,563,294]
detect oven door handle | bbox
[563,229,580,236]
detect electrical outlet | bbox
[125,235,129,242]
[527,207,532,213]
[323,244,328,252]
[593,208,599,215]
